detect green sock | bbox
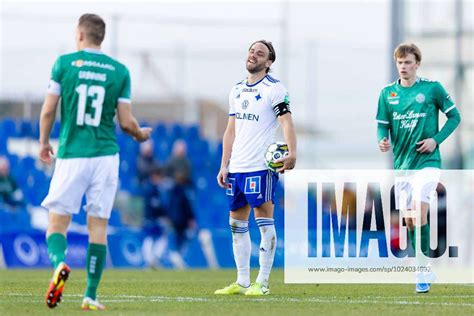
[420,224,430,257]
[85,243,107,300]
[47,233,67,269]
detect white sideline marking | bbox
[2,293,474,307]
[8,293,474,300]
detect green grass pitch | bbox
[1,269,472,315]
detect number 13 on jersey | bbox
[75,84,105,127]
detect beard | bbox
[246,61,267,74]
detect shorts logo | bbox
[416,93,425,103]
[245,176,261,194]
[226,178,235,196]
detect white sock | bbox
[229,217,251,287]
[255,217,276,287]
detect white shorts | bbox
[394,167,441,211]
[41,154,119,219]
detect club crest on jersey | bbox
[255,93,262,101]
[244,176,261,194]
[416,93,425,103]
[242,100,249,110]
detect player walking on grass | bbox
[376,43,461,293]
[39,14,151,310]
[215,40,297,296]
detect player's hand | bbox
[416,138,437,153]
[275,152,296,174]
[217,166,230,188]
[39,142,55,165]
[379,137,391,152]
[134,127,152,142]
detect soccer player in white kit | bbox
[215,40,297,295]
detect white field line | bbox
[2,293,473,307]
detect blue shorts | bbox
[226,170,279,211]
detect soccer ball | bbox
[264,142,288,172]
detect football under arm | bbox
[116,101,142,139]
[278,113,297,156]
[220,116,235,169]
[432,107,461,145]
[39,94,60,145]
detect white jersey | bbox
[228,75,289,173]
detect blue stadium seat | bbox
[50,121,61,139]
[0,118,17,138]
[154,139,171,161]
[170,123,184,141]
[0,137,7,155]
[18,119,34,138]
[152,122,167,140]
[19,156,36,171]
[184,125,200,142]
[30,120,40,139]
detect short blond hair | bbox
[394,43,422,63]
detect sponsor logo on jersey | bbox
[71,60,115,71]
[242,88,258,93]
[284,94,290,104]
[235,112,259,122]
[242,100,249,110]
[72,59,85,67]
[388,91,399,104]
[245,176,261,194]
[415,93,425,103]
[393,110,426,131]
[255,93,262,101]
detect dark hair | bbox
[249,40,276,73]
[394,42,422,63]
[78,14,106,45]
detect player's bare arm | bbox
[39,94,60,164]
[116,102,152,142]
[217,116,235,188]
[275,113,296,173]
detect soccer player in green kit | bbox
[376,43,461,293]
[39,14,151,310]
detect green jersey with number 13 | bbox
[48,49,131,158]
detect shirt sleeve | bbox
[47,57,62,95]
[271,83,291,116]
[376,90,390,142]
[375,90,390,125]
[118,67,131,104]
[228,88,236,116]
[432,82,461,144]
[434,81,456,114]
[271,83,288,107]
